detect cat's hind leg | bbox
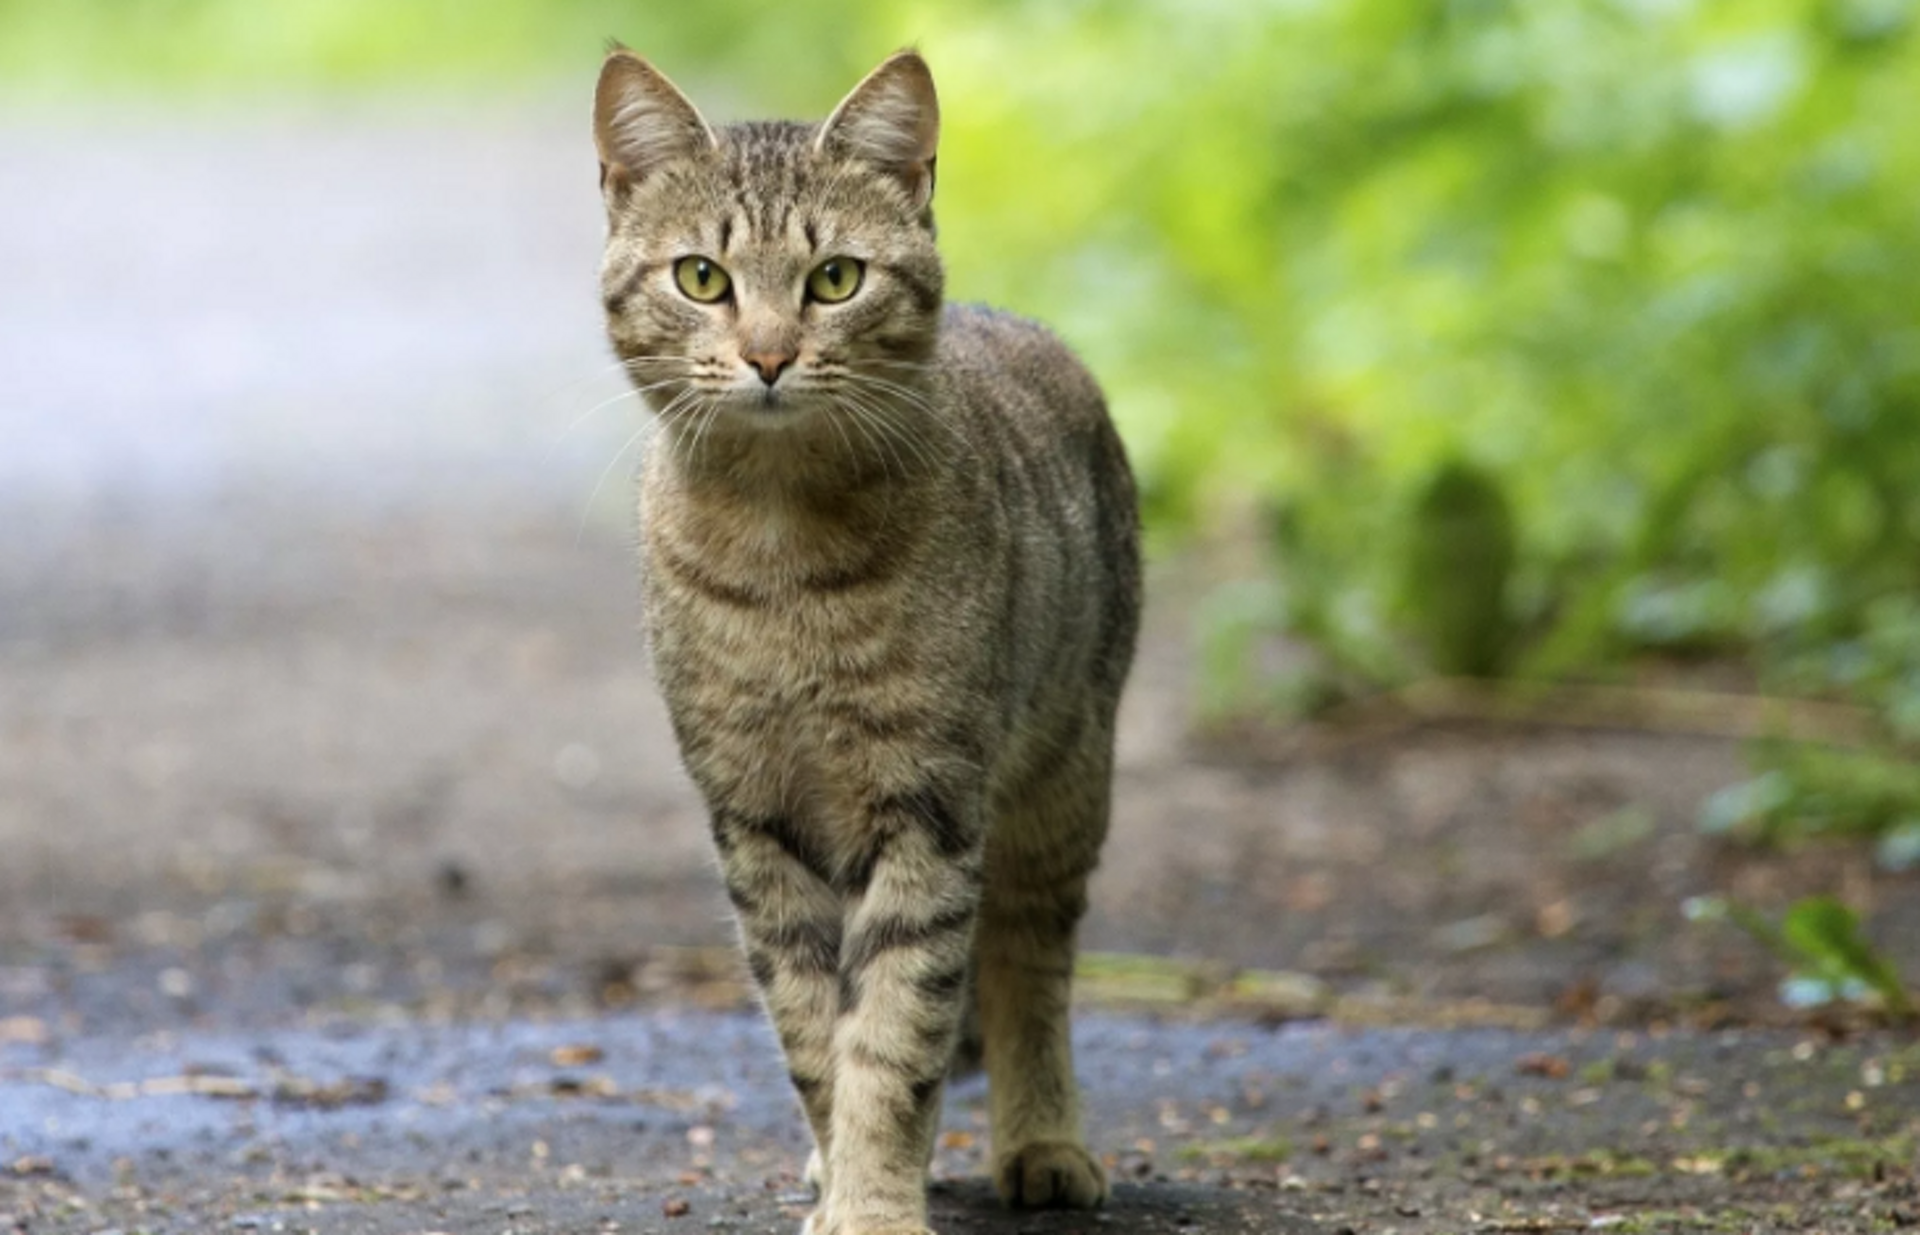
[975,733,1110,1210]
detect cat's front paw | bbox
[995,1140,1108,1210]
[800,1216,932,1235]
[804,1147,828,1197]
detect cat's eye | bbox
[673,256,732,304]
[806,258,865,304]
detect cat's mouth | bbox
[717,383,816,422]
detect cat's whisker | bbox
[852,398,913,482]
[664,392,726,476]
[531,357,649,409]
[575,417,659,546]
[690,402,721,464]
[841,374,962,455]
[841,362,939,398]
[835,388,923,479]
[546,388,640,460]
[530,354,695,409]
[881,407,946,476]
[846,386,940,475]
[659,388,709,455]
[534,355,704,416]
[818,391,863,471]
[646,385,710,450]
[686,393,727,465]
[824,392,893,480]
[850,370,945,409]
[543,376,691,460]
[844,371,957,428]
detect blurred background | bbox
[2,0,1916,1031]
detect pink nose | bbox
[742,351,795,386]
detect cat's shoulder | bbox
[937,303,1105,417]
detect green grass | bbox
[1176,1135,1294,1164]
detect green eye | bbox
[806,257,865,304]
[673,256,731,303]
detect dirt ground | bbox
[5,496,1914,1033]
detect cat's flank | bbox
[592,47,1140,1235]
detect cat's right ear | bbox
[593,49,716,194]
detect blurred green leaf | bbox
[1704,747,1920,850]
[1778,896,1913,1018]
[1690,894,1914,1019]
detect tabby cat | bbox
[591,47,1140,1235]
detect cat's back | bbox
[936,303,1110,444]
[935,301,1136,566]
[932,302,1139,714]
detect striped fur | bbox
[593,49,1140,1235]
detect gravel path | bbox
[6,1008,1918,1233]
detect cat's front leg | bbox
[815,787,983,1235]
[711,807,845,1195]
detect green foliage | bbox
[924,0,1920,739]
[1701,744,1920,851]
[1401,460,1517,676]
[0,0,889,103]
[1686,894,1914,1018]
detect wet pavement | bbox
[5,1008,1919,1232]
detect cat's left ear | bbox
[816,50,940,210]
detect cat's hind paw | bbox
[995,1140,1108,1210]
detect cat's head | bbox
[593,49,944,439]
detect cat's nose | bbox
[741,350,796,386]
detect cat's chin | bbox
[715,388,823,427]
